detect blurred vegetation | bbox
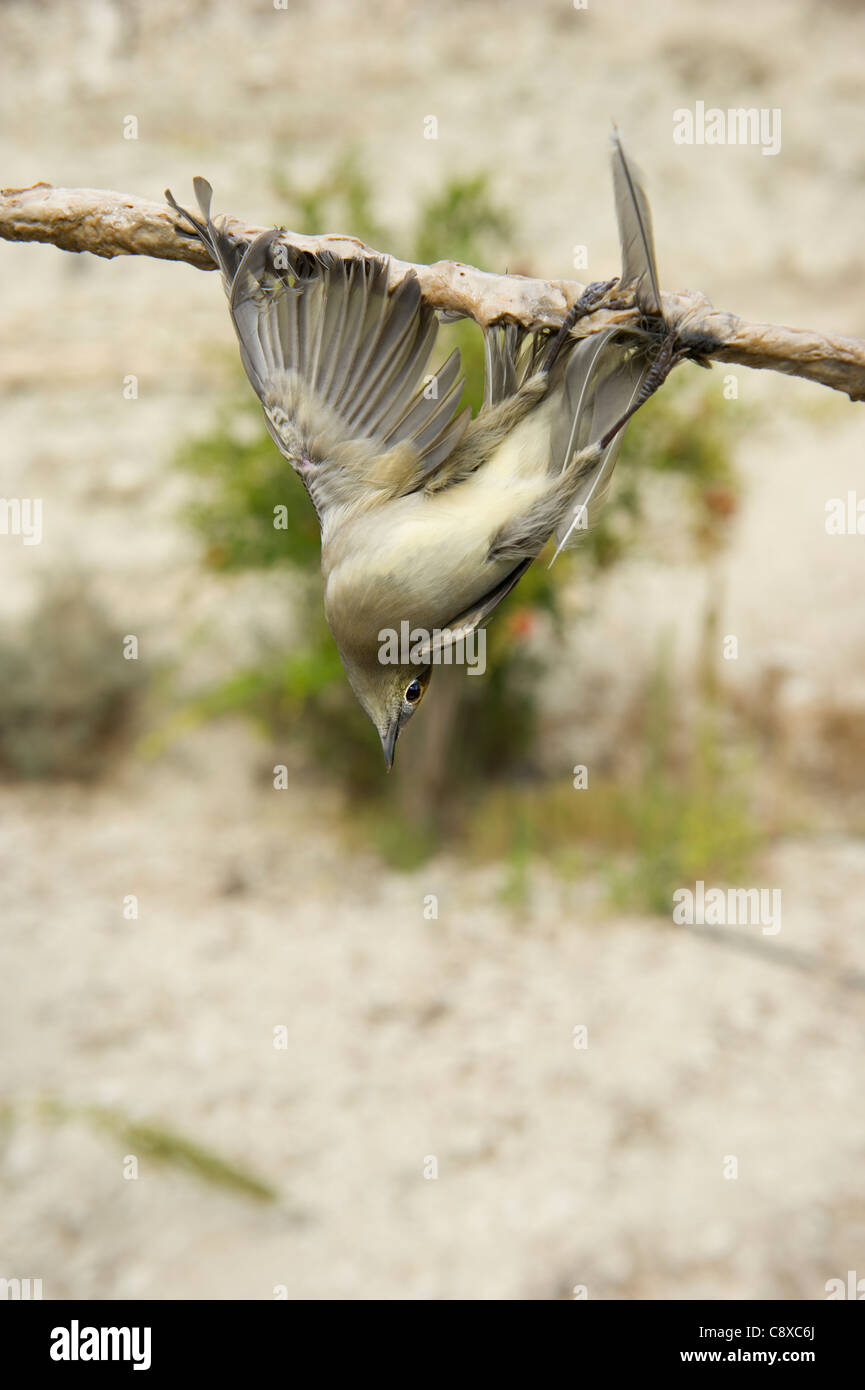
[0,1098,276,1204]
[165,149,760,911]
[459,644,759,916]
[0,580,147,782]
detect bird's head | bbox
[340,654,433,771]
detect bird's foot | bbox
[598,329,682,450]
[544,277,618,372]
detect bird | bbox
[167,133,681,770]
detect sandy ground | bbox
[1,0,864,1300]
[1,741,865,1300]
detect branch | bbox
[687,924,865,993]
[2,181,864,402]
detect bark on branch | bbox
[2,181,864,402]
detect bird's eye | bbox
[405,679,422,704]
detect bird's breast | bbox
[323,409,554,639]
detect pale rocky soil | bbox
[0,0,864,1300]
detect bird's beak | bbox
[380,720,400,772]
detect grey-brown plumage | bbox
[611,127,663,319]
[167,134,673,768]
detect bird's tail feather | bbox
[611,127,663,320]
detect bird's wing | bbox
[547,132,666,557]
[469,133,666,569]
[166,179,470,526]
[546,328,650,560]
[482,321,547,409]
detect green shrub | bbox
[0,581,147,781]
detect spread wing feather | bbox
[165,180,470,522]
